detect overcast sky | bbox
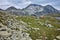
[0,0,60,10]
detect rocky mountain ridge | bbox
[0,4,60,16]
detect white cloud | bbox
[0,0,60,10]
[15,0,32,8]
[0,0,32,9]
[40,1,60,10]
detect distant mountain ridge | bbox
[0,4,60,16]
[6,6,17,10]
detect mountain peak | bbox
[46,5,52,7]
[29,4,42,6]
[6,6,17,10]
[24,4,43,9]
[0,9,3,11]
[45,5,54,8]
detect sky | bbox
[0,0,60,10]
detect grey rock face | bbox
[23,4,44,15]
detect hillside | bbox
[0,12,32,40]
[0,12,60,40]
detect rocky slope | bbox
[0,12,32,40]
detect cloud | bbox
[41,0,60,10]
[0,0,32,9]
[0,0,60,10]
[7,0,32,9]
[0,0,11,9]
[30,0,60,10]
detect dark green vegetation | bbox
[0,12,60,40]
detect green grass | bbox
[16,16,60,40]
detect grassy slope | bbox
[16,16,60,40]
